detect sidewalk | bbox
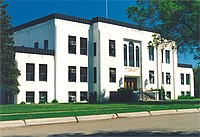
[0,108,199,128]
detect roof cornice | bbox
[13,13,91,31]
[13,13,157,33]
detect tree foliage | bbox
[126,0,200,62]
[0,0,20,95]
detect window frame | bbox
[149,46,154,61]
[149,70,155,84]
[44,40,48,49]
[165,50,170,64]
[68,91,76,102]
[26,91,35,103]
[136,46,139,67]
[68,36,76,54]
[109,68,116,83]
[181,73,184,85]
[166,72,171,84]
[80,91,88,101]
[94,67,97,83]
[109,40,116,57]
[80,37,87,55]
[186,74,190,85]
[93,42,96,56]
[129,42,134,67]
[166,91,171,99]
[34,42,38,48]
[80,67,87,82]
[68,66,76,82]
[39,91,47,103]
[39,64,47,81]
[26,63,35,81]
[124,44,127,66]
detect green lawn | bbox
[0,99,199,121]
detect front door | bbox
[124,77,137,90]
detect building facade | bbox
[13,13,194,104]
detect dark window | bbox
[181,91,185,96]
[39,91,47,103]
[26,63,35,81]
[94,67,97,83]
[181,73,184,85]
[129,42,134,67]
[80,67,87,82]
[166,91,171,99]
[68,91,76,102]
[109,68,116,83]
[93,42,96,56]
[186,74,190,85]
[68,66,76,82]
[136,46,139,67]
[166,73,171,84]
[39,64,47,81]
[149,46,154,61]
[149,70,154,84]
[68,36,76,54]
[109,40,115,57]
[162,72,164,84]
[80,91,88,101]
[34,42,38,48]
[26,91,34,103]
[165,50,170,64]
[186,91,191,96]
[161,49,164,63]
[44,40,48,49]
[124,44,127,66]
[80,37,87,55]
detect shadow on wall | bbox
[47,130,199,137]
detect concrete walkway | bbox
[0,108,199,129]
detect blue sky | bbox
[5,0,198,67]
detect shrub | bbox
[20,101,25,104]
[110,88,138,102]
[39,100,46,104]
[178,96,195,99]
[51,99,58,103]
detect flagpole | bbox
[106,0,108,18]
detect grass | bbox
[0,99,199,121]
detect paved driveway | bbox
[1,113,200,137]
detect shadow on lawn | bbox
[5,131,200,137]
[48,130,199,137]
[124,100,200,105]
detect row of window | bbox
[34,40,48,49]
[68,66,88,82]
[181,91,191,96]
[70,67,116,83]
[124,42,139,67]
[26,91,88,103]
[26,63,116,84]
[149,47,170,64]
[180,73,190,85]
[26,64,47,81]
[26,91,47,103]
[149,71,171,84]
[68,36,87,55]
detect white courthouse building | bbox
[13,13,194,104]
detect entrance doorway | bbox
[124,77,137,90]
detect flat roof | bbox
[14,46,54,56]
[178,63,193,68]
[13,13,158,33]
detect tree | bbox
[0,0,20,103]
[193,65,200,98]
[126,0,200,63]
